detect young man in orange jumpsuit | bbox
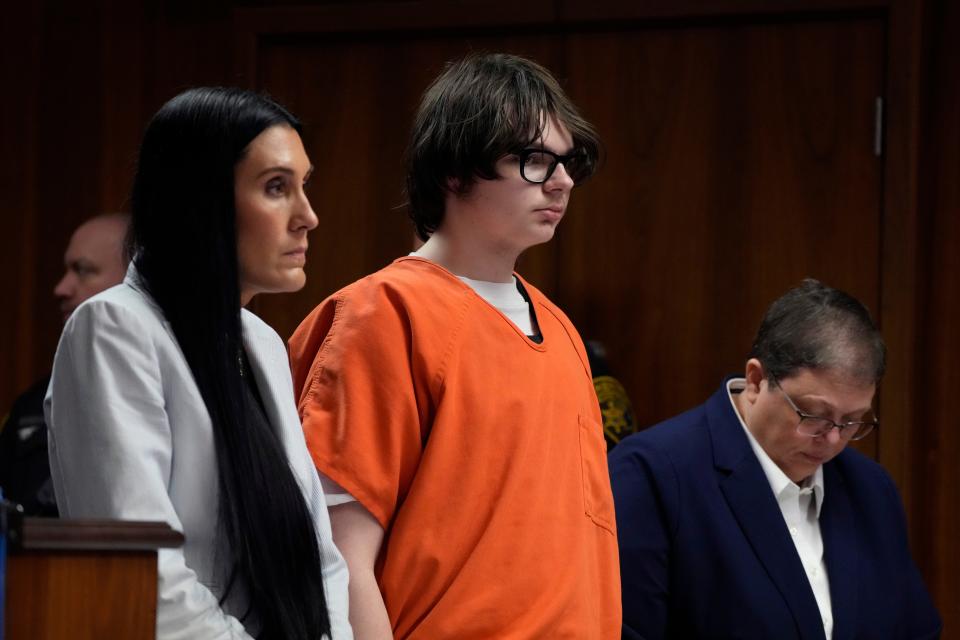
[289,53,620,639]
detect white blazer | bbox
[45,267,352,640]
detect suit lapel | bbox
[820,460,858,640]
[708,384,827,640]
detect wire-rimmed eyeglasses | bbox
[770,377,878,441]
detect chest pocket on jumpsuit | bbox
[578,412,615,533]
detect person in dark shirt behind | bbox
[0,213,129,515]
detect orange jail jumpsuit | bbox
[289,256,621,639]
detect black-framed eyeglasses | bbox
[770,377,879,441]
[516,148,590,184]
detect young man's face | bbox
[457,116,576,256]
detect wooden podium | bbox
[4,518,183,639]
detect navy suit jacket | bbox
[609,380,941,639]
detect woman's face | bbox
[235,124,317,305]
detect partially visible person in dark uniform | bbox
[586,339,637,450]
[0,213,129,516]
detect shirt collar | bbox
[726,378,825,517]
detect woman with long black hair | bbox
[45,87,351,639]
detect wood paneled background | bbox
[2,0,957,633]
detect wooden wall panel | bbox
[0,3,42,412]
[32,7,109,392]
[0,4,118,410]
[914,0,960,630]
[0,2,236,414]
[560,19,884,434]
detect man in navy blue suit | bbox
[610,279,941,639]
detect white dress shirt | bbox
[727,378,834,639]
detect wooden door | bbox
[559,19,884,441]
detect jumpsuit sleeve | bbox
[291,288,427,531]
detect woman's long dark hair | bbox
[130,87,330,639]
